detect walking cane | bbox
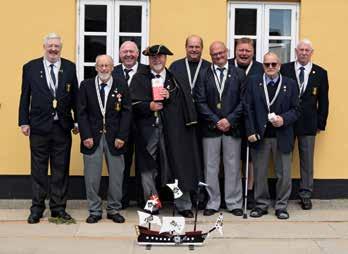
[243,144,250,219]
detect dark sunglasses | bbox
[263,62,278,68]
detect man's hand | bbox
[114,138,125,149]
[248,134,258,143]
[160,88,170,99]
[271,115,284,127]
[21,125,30,136]
[217,118,231,132]
[150,102,163,112]
[83,138,94,149]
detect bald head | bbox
[119,41,139,68]
[209,41,228,67]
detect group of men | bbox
[18,32,328,224]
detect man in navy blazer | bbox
[78,55,131,224]
[244,52,300,219]
[18,33,78,224]
[281,39,329,210]
[112,41,147,209]
[231,37,264,209]
[194,41,245,217]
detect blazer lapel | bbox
[38,60,53,97]
[303,65,316,96]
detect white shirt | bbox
[295,61,312,92]
[43,58,61,92]
[213,62,228,83]
[151,68,166,83]
[122,62,138,86]
[98,76,113,104]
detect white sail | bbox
[137,211,162,227]
[159,216,185,234]
[144,200,157,213]
[166,179,183,199]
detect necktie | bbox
[268,81,275,86]
[100,83,107,107]
[49,64,56,95]
[299,66,305,95]
[217,67,225,86]
[155,74,161,79]
[124,68,132,82]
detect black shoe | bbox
[230,208,243,216]
[27,213,42,224]
[107,213,125,223]
[86,214,102,224]
[178,210,194,218]
[51,210,73,221]
[250,207,268,218]
[203,209,217,216]
[275,209,289,220]
[300,197,312,210]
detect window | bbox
[77,0,149,80]
[228,2,299,63]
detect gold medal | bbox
[217,102,222,109]
[312,87,318,96]
[115,102,121,112]
[66,83,71,93]
[52,99,57,109]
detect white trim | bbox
[227,1,299,63]
[77,0,149,80]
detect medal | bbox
[52,99,57,109]
[312,87,318,96]
[66,83,71,93]
[115,102,121,111]
[217,102,222,109]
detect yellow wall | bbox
[1,0,348,179]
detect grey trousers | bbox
[252,138,292,211]
[203,135,242,211]
[83,135,124,216]
[298,135,316,198]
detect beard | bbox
[151,63,164,73]
[98,72,111,82]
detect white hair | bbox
[43,32,62,45]
[120,41,139,52]
[297,39,313,50]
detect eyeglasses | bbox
[263,62,278,68]
[211,51,226,58]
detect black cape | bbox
[130,66,202,192]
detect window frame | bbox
[227,1,299,63]
[76,0,149,81]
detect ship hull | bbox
[136,225,208,246]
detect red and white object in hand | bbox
[152,78,164,101]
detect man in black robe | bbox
[130,44,202,216]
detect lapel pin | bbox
[112,94,115,97]
[259,83,262,86]
[228,74,231,78]
[312,70,316,74]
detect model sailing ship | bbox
[135,180,223,247]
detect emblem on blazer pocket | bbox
[312,87,318,96]
[66,83,71,93]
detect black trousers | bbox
[29,123,72,214]
[122,125,144,207]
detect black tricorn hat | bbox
[142,44,173,56]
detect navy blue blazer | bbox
[18,57,78,134]
[194,63,246,137]
[169,58,211,92]
[77,77,132,155]
[281,62,329,135]
[243,74,300,153]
